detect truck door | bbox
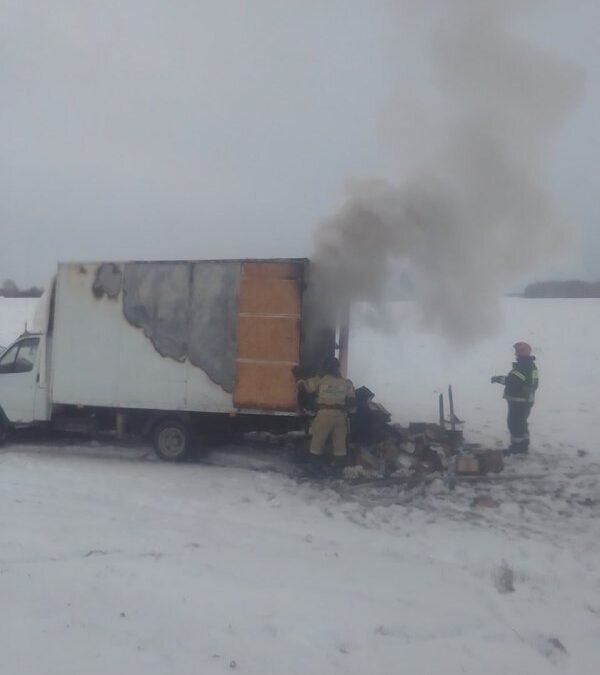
[233,262,302,411]
[0,337,41,424]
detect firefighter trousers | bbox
[309,409,348,457]
[507,401,532,451]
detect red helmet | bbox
[513,341,532,357]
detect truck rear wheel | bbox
[153,419,192,462]
[0,420,7,446]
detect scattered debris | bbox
[472,495,500,509]
[494,560,515,594]
[532,635,569,665]
[347,387,505,485]
[454,454,480,475]
[247,384,507,489]
[476,449,505,473]
[83,549,108,558]
[548,637,567,654]
[351,386,392,444]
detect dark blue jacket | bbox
[501,356,539,404]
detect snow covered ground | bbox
[1,297,599,674]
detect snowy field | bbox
[1,296,600,674]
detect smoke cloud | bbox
[312,0,584,342]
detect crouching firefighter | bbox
[491,342,539,454]
[295,357,356,473]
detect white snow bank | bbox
[1,449,598,675]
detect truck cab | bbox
[0,333,50,432]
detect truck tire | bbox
[0,420,7,447]
[153,419,192,462]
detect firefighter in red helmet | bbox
[491,342,539,454]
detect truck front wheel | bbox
[153,419,192,462]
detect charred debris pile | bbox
[344,385,504,482]
[250,384,505,483]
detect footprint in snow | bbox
[529,635,568,665]
[138,551,162,561]
[83,549,119,558]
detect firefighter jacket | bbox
[498,356,539,404]
[299,375,356,412]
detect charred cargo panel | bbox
[92,263,123,299]
[233,262,303,411]
[188,262,240,393]
[121,261,240,392]
[51,263,234,413]
[122,262,191,362]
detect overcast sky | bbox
[1,0,599,286]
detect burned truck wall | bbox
[122,262,192,363]
[188,263,240,393]
[92,263,123,299]
[299,263,338,377]
[88,258,326,407]
[92,261,242,394]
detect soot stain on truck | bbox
[121,262,240,393]
[188,263,240,393]
[92,263,123,299]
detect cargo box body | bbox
[50,259,309,415]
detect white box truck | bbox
[0,259,340,459]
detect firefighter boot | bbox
[509,437,529,455]
[514,439,529,455]
[305,453,326,478]
[331,455,347,477]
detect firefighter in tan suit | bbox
[297,357,356,467]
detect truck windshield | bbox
[0,337,39,374]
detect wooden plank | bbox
[236,316,299,362]
[234,363,298,411]
[239,277,301,316]
[241,262,302,279]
